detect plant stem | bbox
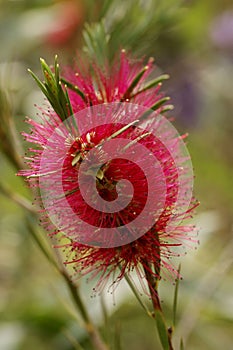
[0,183,36,213]
[28,220,109,350]
[0,183,109,350]
[143,261,174,350]
[123,271,152,317]
[143,261,162,312]
[28,218,109,350]
[61,270,109,350]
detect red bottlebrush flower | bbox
[44,1,84,48]
[20,52,197,293]
[62,50,168,113]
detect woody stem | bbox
[142,232,174,350]
[143,261,174,350]
[0,178,109,350]
[61,270,109,350]
[143,260,162,312]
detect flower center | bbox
[70,133,118,202]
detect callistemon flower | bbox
[19,52,197,293]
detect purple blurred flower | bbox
[210,10,233,50]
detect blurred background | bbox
[0,0,232,349]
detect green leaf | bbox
[105,120,139,141]
[40,58,57,95]
[83,21,109,66]
[151,97,171,111]
[122,65,148,100]
[160,104,174,113]
[154,310,170,350]
[27,69,48,97]
[99,0,114,18]
[135,99,172,125]
[29,56,75,121]
[123,272,152,316]
[173,263,181,327]
[61,78,87,102]
[91,0,182,62]
[54,55,60,86]
[180,338,184,350]
[131,74,170,97]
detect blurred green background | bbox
[0,0,232,349]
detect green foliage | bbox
[172,264,181,328]
[0,88,11,145]
[154,310,170,350]
[83,0,183,62]
[28,56,73,121]
[0,87,24,168]
[20,307,67,337]
[83,21,109,66]
[132,74,170,97]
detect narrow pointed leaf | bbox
[83,22,108,66]
[160,104,174,113]
[151,97,170,111]
[64,85,74,116]
[122,65,148,99]
[123,272,151,316]
[173,264,181,327]
[132,74,170,97]
[61,78,87,102]
[29,57,75,121]
[54,55,60,86]
[99,0,114,18]
[106,120,139,141]
[154,310,170,350]
[27,69,48,97]
[40,58,57,95]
